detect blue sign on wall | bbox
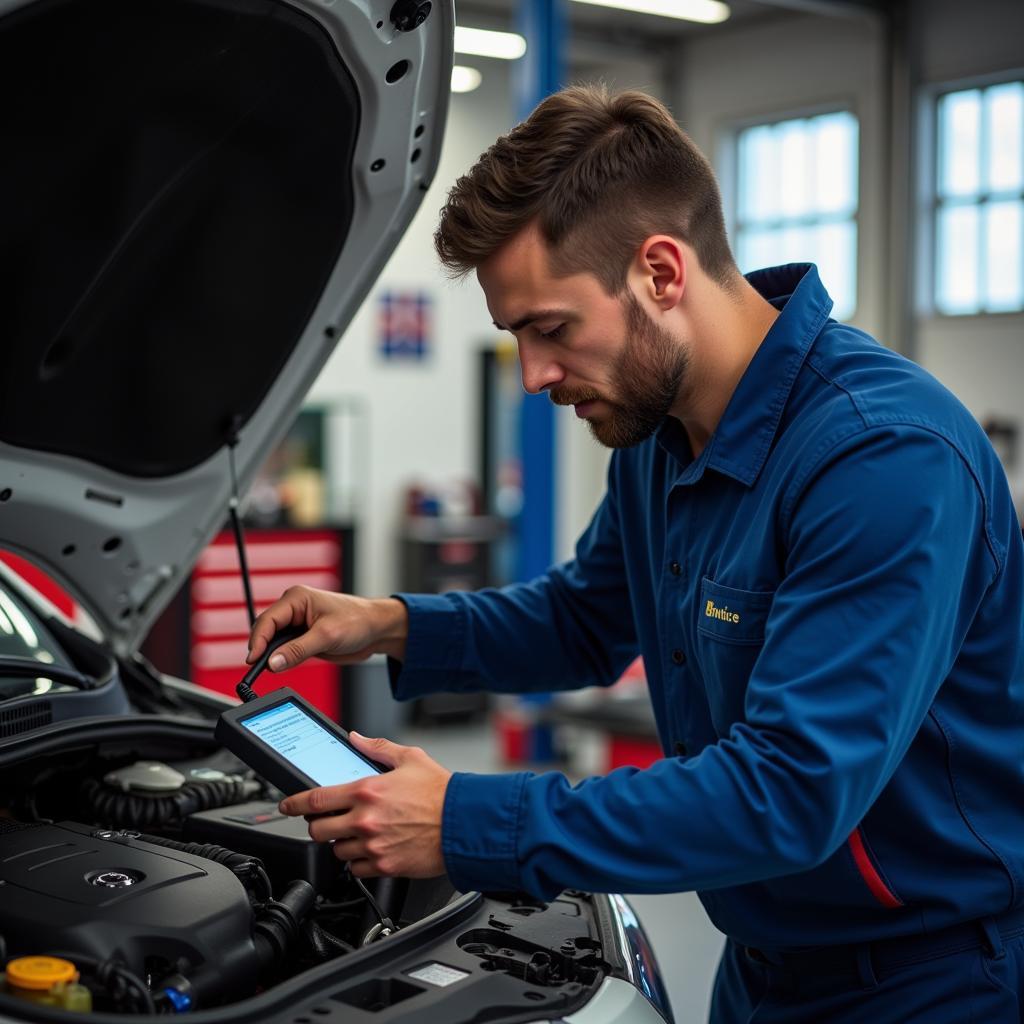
[379,290,432,360]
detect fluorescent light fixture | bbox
[454,26,527,60]
[451,66,483,94]
[570,0,729,24]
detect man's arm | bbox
[440,426,1001,897]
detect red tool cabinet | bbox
[188,528,352,720]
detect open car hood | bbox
[0,0,452,654]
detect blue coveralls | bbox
[391,264,1024,1021]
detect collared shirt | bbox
[392,264,1024,950]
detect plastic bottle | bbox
[1,956,92,1012]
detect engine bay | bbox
[0,574,652,1022]
[0,736,456,1014]
[0,719,621,1021]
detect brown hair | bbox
[434,85,739,294]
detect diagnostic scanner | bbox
[216,627,384,796]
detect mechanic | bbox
[247,87,1024,1022]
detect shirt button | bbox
[671,648,686,665]
[669,561,682,576]
[674,741,688,756]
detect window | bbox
[734,111,859,321]
[934,80,1024,315]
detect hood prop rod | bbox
[226,421,257,629]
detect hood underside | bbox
[0,0,452,651]
[3,0,360,478]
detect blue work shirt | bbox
[391,263,1024,950]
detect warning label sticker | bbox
[407,962,470,987]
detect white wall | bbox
[674,10,889,341]
[308,63,516,597]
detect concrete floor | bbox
[397,718,727,1024]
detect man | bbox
[247,87,1024,1021]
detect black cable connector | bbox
[236,625,307,702]
[236,679,259,704]
[345,870,396,943]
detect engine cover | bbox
[0,820,258,1005]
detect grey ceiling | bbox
[456,0,776,48]
[453,0,888,67]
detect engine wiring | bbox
[349,873,396,942]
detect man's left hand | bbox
[278,733,451,879]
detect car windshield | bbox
[0,578,77,700]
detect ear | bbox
[634,236,686,312]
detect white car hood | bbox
[0,0,452,653]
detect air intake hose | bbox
[253,880,317,974]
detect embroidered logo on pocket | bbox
[697,578,774,644]
[704,599,741,625]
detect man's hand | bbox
[278,733,451,879]
[246,587,409,670]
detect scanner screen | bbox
[241,701,378,786]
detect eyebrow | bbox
[492,309,573,332]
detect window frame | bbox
[918,68,1024,320]
[722,101,862,322]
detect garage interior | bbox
[1,0,1022,1019]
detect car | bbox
[0,0,673,1021]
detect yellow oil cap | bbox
[6,956,79,991]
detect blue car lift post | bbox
[513,0,566,763]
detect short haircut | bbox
[434,84,739,294]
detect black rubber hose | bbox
[253,880,317,974]
[303,919,355,961]
[80,776,261,829]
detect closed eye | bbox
[538,323,566,340]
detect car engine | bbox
[0,742,449,1015]
[0,820,265,1011]
[0,643,650,1024]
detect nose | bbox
[517,338,565,395]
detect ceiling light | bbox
[570,0,729,24]
[454,26,527,60]
[451,66,483,94]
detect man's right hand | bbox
[245,587,409,672]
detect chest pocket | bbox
[695,577,775,736]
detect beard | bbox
[550,291,689,449]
